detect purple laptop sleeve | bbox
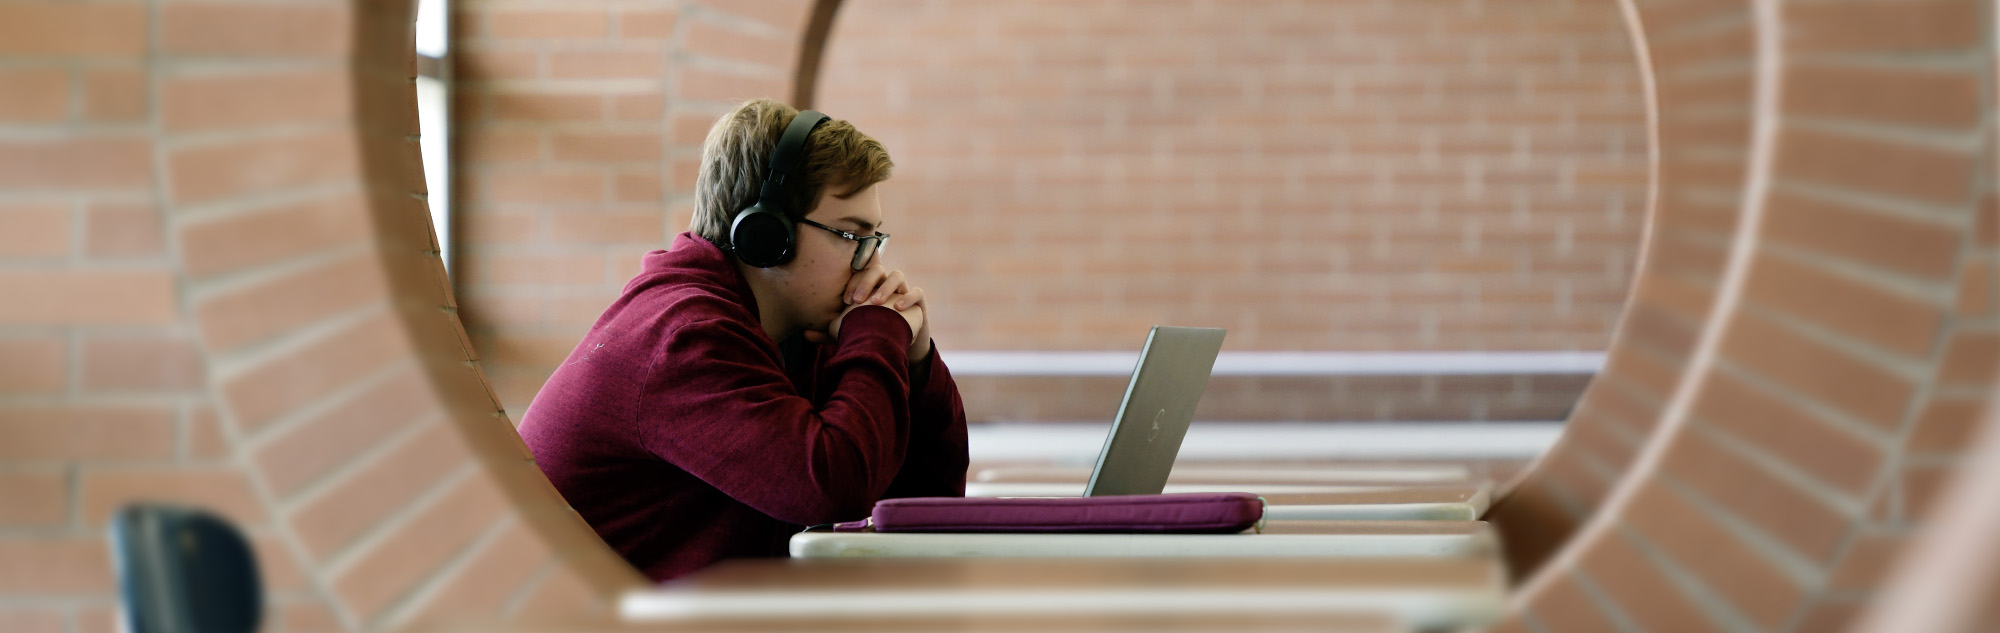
[832,493,1265,534]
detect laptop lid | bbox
[1082,326,1227,497]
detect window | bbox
[415,0,452,273]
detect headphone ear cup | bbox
[729,205,795,268]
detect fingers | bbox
[893,286,925,310]
[844,265,886,305]
[867,270,907,305]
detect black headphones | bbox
[726,110,831,268]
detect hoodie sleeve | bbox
[635,305,916,526]
[882,347,969,499]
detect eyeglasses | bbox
[797,218,890,270]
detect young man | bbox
[517,99,968,582]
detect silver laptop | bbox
[1082,326,1228,497]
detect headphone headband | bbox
[758,110,829,209]
[726,109,831,268]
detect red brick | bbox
[413,518,553,620]
[79,335,205,392]
[71,607,117,633]
[1905,395,1988,456]
[677,67,786,102]
[186,404,231,461]
[1784,66,1981,129]
[1784,1,1982,54]
[0,406,177,461]
[1743,253,1944,357]
[473,171,605,204]
[1935,329,2000,387]
[484,91,604,122]
[162,3,351,57]
[1958,256,1995,317]
[0,3,147,56]
[194,251,391,353]
[0,609,65,633]
[163,69,351,132]
[1760,191,1961,279]
[683,20,796,69]
[1792,600,1861,633]
[331,475,509,621]
[0,203,69,260]
[615,173,664,203]
[549,49,664,79]
[458,129,541,164]
[542,211,665,245]
[1579,531,1727,633]
[0,138,153,191]
[167,131,362,205]
[1719,311,1917,432]
[688,0,810,33]
[611,92,665,120]
[1663,430,1851,563]
[487,9,609,39]
[0,68,69,122]
[1899,461,1958,521]
[1624,479,1805,630]
[289,423,470,561]
[1692,373,1884,497]
[0,470,67,528]
[84,202,164,257]
[0,539,114,594]
[80,468,265,528]
[453,50,539,82]
[1776,128,1975,207]
[177,192,373,278]
[1527,571,1625,633]
[252,365,441,497]
[551,132,663,162]
[1826,531,1902,592]
[618,9,678,38]
[216,310,410,433]
[0,270,176,326]
[460,253,605,286]
[79,67,146,122]
[458,211,537,245]
[510,565,603,619]
[272,601,343,633]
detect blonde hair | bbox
[691,99,894,245]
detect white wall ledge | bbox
[943,351,1607,376]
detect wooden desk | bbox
[411,612,1407,633]
[620,557,1503,631]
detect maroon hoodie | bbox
[516,232,969,582]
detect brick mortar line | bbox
[228,358,422,458]
[371,513,519,630]
[1568,567,1650,633]
[1775,178,1985,224]
[314,462,478,584]
[197,295,391,385]
[496,558,562,620]
[268,412,441,521]
[1617,523,1767,633]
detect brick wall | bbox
[1490,1,2000,632]
[0,1,640,631]
[4,1,2000,632]
[452,0,1647,424]
[452,0,818,420]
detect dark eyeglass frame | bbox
[797,218,890,270]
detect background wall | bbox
[451,0,1649,424]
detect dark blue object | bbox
[109,504,263,633]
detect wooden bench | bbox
[620,557,1505,632]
